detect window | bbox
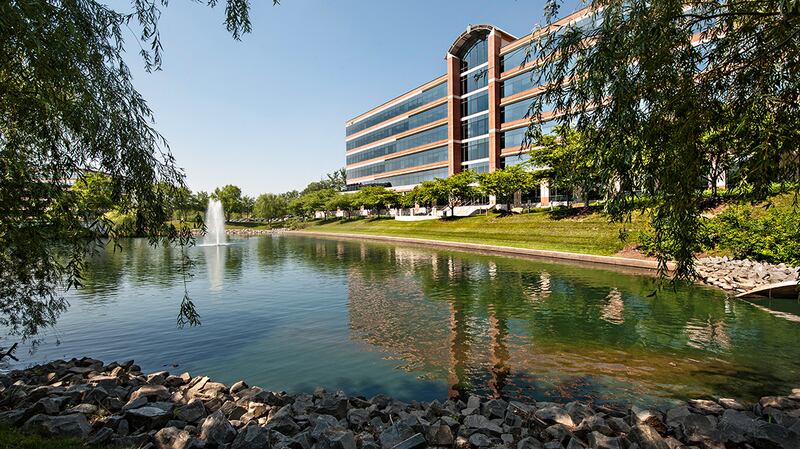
[461,91,489,117]
[502,127,528,149]
[459,34,489,72]
[461,138,488,162]
[502,153,531,167]
[347,103,447,151]
[461,115,488,139]
[346,83,447,136]
[463,161,489,174]
[364,167,449,188]
[502,70,538,97]
[461,68,488,94]
[346,125,448,165]
[502,100,532,123]
[347,146,448,180]
[501,46,530,72]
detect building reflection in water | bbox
[600,288,625,325]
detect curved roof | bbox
[447,24,517,57]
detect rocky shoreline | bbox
[1,359,800,449]
[696,257,799,294]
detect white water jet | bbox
[205,199,226,246]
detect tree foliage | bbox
[0,0,277,338]
[211,185,243,220]
[479,166,534,212]
[254,193,288,221]
[525,0,800,278]
[433,171,478,216]
[528,126,602,205]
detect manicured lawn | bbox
[303,209,646,256]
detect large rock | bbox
[717,409,756,444]
[129,384,170,402]
[426,423,454,446]
[125,405,171,429]
[753,421,800,449]
[154,426,205,449]
[463,414,503,435]
[200,410,237,446]
[687,399,723,415]
[587,431,620,449]
[627,424,669,449]
[535,406,575,428]
[232,425,270,449]
[319,428,357,449]
[379,421,415,449]
[176,399,207,423]
[21,413,92,438]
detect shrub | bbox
[707,206,800,265]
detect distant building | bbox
[345,6,715,206]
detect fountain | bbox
[204,199,226,246]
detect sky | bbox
[127,0,581,196]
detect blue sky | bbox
[129,0,581,196]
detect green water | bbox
[9,235,800,406]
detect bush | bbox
[706,206,800,265]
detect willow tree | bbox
[524,0,800,278]
[0,0,278,339]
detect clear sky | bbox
[128,0,581,196]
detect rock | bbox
[318,394,349,419]
[147,371,169,385]
[130,384,170,402]
[543,442,564,449]
[154,426,205,449]
[508,401,536,419]
[630,406,665,433]
[535,407,575,428]
[21,413,92,438]
[123,395,150,411]
[32,396,66,415]
[565,437,585,449]
[89,375,120,390]
[111,433,151,448]
[687,399,723,415]
[717,409,756,444]
[468,432,492,447]
[627,424,669,449]
[311,414,342,440]
[717,398,748,411]
[675,413,717,444]
[467,396,481,410]
[125,405,171,429]
[587,431,620,449]
[759,396,800,410]
[319,428,358,449]
[517,436,544,449]
[544,424,573,445]
[605,417,630,434]
[463,414,503,435]
[483,399,508,419]
[230,380,248,394]
[87,427,115,446]
[753,421,800,449]
[200,410,236,446]
[575,416,612,437]
[380,422,416,449]
[65,403,98,415]
[391,433,426,449]
[426,423,454,446]
[347,408,369,429]
[232,425,270,449]
[176,399,207,423]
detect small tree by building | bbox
[478,166,533,213]
[325,194,355,218]
[434,170,478,217]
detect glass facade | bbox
[502,153,531,167]
[459,32,489,72]
[461,138,488,162]
[346,125,448,165]
[461,115,489,140]
[365,167,449,187]
[502,70,539,98]
[461,90,489,117]
[347,103,447,151]
[346,146,448,180]
[501,46,529,72]
[345,82,447,136]
[461,68,488,94]
[463,161,489,174]
[501,127,528,149]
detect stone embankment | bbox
[191,228,286,237]
[2,359,800,449]
[696,257,799,294]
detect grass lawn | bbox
[303,208,646,256]
[0,426,108,449]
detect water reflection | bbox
[10,236,800,406]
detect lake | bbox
[7,235,800,407]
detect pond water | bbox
[7,235,800,407]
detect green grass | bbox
[303,208,646,256]
[0,426,102,449]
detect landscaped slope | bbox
[304,210,645,256]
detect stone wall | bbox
[696,257,799,293]
[1,358,799,449]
